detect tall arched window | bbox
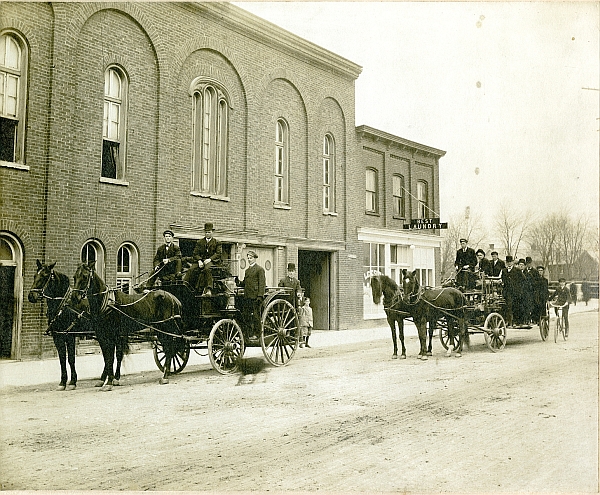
[0,31,28,165]
[417,180,429,219]
[365,168,378,213]
[192,82,229,196]
[81,240,105,278]
[393,174,405,217]
[323,134,335,213]
[102,66,128,180]
[275,119,289,205]
[116,243,138,294]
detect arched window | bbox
[116,243,138,294]
[365,168,378,213]
[81,240,105,278]
[417,180,429,219]
[102,66,128,180]
[0,32,28,165]
[323,134,335,213]
[393,174,405,217]
[275,119,289,205]
[192,82,229,196]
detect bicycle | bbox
[550,301,568,342]
[539,301,550,341]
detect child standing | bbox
[299,297,313,348]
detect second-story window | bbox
[323,134,335,213]
[275,119,289,205]
[0,32,28,165]
[393,174,405,217]
[192,83,229,196]
[417,180,429,219]
[366,168,378,213]
[102,67,128,180]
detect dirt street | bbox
[1,311,597,492]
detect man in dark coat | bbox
[183,222,222,295]
[490,251,505,277]
[550,278,571,337]
[278,262,302,306]
[475,249,493,277]
[501,256,522,326]
[455,238,477,289]
[236,251,266,340]
[523,256,539,323]
[532,266,549,322]
[144,229,182,289]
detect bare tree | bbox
[557,213,589,279]
[528,213,562,269]
[493,202,534,258]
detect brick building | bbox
[0,2,445,359]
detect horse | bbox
[400,269,468,357]
[71,261,183,390]
[369,274,435,360]
[27,260,91,390]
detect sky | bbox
[235,1,599,229]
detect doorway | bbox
[0,233,23,359]
[298,250,331,331]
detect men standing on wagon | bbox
[278,262,302,306]
[184,222,222,296]
[532,266,549,323]
[501,255,521,327]
[474,249,492,277]
[142,229,182,290]
[235,251,266,340]
[455,238,477,290]
[490,251,505,278]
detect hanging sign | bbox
[403,218,448,230]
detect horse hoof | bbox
[56,385,66,391]
[426,352,432,357]
[94,380,104,388]
[113,379,120,386]
[446,350,452,357]
[159,378,169,385]
[100,384,113,392]
[455,352,462,358]
[392,354,398,360]
[420,355,428,361]
[400,354,406,360]
[66,384,76,391]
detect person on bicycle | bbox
[550,278,571,337]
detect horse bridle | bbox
[30,270,62,301]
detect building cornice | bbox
[357,125,446,158]
[186,2,363,81]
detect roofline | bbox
[356,125,446,158]
[188,2,363,81]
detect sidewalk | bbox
[1,300,596,389]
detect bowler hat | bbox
[518,259,526,265]
[163,229,174,237]
[287,263,296,271]
[525,256,532,263]
[247,250,258,259]
[506,255,513,262]
[204,222,214,231]
[476,249,485,256]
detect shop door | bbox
[0,265,15,358]
[298,250,330,331]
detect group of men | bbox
[454,238,552,327]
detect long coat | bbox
[192,237,222,264]
[239,263,266,299]
[490,258,506,277]
[455,247,477,270]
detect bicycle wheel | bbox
[554,316,559,343]
[539,317,549,341]
[561,316,567,341]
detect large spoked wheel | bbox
[261,298,299,366]
[438,317,460,351]
[539,316,549,341]
[484,312,507,352]
[554,315,561,343]
[208,319,245,375]
[153,339,190,374]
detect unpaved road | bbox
[1,311,597,492]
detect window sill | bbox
[393,215,406,221]
[323,211,338,217]
[190,192,230,202]
[273,202,291,210]
[365,211,380,217]
[100,177,129,186]
[0,160,29,171]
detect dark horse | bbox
[71,261,183,390]
[400,269,468,357]
[370,274,435,360]
[27,260,91,390]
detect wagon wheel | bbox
[483,312,507,352]
[153,339,190,374]
[261,298,299,366]
[539,316,549,341]
[438,316,460,351]
[208,319,245,375]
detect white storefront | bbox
[358,227,441,320]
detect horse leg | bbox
[98,340,115,391]
[397,318,406,359]
[53,334,67,391]
[416,318,428,360]
[388,315,398,359]
[426,319,434,356]
[66,334,77,390]
[113,341,124,386]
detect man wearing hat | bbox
[550,278,571,337]
[454,238,477,290]
[532,266,549,322]
[144,229,182,289]
[501,255,520,326]
[278,262,302,304]
[183,222,222,296]
[235,251,266,340]
[523,256,539,323]
[474,249,492,278]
